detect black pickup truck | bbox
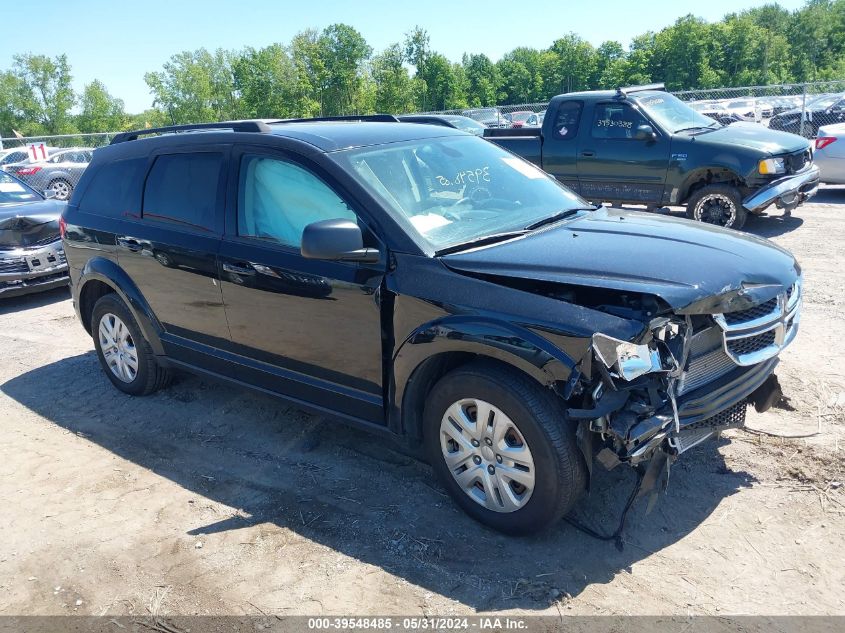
[486,84,820,229]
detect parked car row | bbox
[686,92,845,138]
[1,147,94,201]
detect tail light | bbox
[816,137,838,150]
[17,166,42,176]
[59,215,67,239]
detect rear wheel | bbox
[423,361,587,535]
[91,294,171,396]
[686,184,747,229]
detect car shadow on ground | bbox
[0,285,71,316]
[1,353,757,612]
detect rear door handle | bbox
[116,237,141,252]
[580,151,596,158]
[222,261,256,276]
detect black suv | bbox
[63,119,801,535]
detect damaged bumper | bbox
[0,240,69,298]
[743,165,819,214]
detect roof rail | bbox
[273,114,400,124]
[110,120,272,145]
[616,83,666,97]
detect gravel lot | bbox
[1,190,844,618]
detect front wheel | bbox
[686,184,747,229]
[423,361,587,535]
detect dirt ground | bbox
[1,190,844,618]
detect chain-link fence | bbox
[0,132,114,200]
[422,80,845,138]
[673,79,845,137]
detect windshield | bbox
[444,116,486,135]
[334,135,588,252]
[511,112,532,122]
[0,172,41,204]
[633,91,718,132]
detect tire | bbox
[49,178,73,201]
[423,361,587,535]
[91,293,171,396]
[685,184,747,230]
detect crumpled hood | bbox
[441,207,800,312]
[0,199,66,249]
[698,124,810,154]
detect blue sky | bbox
[0,0,807,113]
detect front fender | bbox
[77,257,165,355]
[391,315,587,438]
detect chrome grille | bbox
[713,281,801,366]
[722,297,777,325]
[727,330,777,357]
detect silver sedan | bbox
[815,123,845,184]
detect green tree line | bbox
[2,0,845,137]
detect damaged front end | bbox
[571,279,801,498]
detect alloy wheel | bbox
[693,193,737,227]
[98,312,139,383]
[439,398,536,513]
[51,180,71,201]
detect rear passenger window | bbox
[79,157,147,217]
[143,153,222,231]
[553,102,582,140]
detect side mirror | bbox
[634,124,657,141]
[43,189,57,199]
[301,219,380,263]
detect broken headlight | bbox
[592,334,662,381]
[593,318,689,381]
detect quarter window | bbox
[142,153,223,231]
[79,157,148,217]
[592,103,648,139]
[237,155,356,248]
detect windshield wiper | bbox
[524,207,595,231]
[435,230,529,256]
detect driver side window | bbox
[238,155,357,248]
[592,103,648,139]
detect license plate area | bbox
[25,250,59,272]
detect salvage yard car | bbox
[5,147,94,201]
[0,172,69,297]
[63,118,801,535]
[486,84,819,229]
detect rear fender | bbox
[77,257,164,355]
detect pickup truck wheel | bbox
[423,361,586,535]
[686,185,747,229]
[91,294,172,396]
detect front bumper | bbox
[743,165,820,213]
[0,241,70,298]
[625,357,778,464]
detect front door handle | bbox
[222,261,256,276]
[580,150,596,158]
[116,237,141,252]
